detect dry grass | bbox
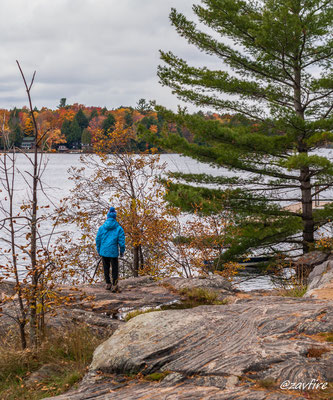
[178,287,228,305]
[179,287,218,302]
[0,326,106,400]
[159,282,179,294]
[278,284,308,298]
[124,308,161,322]
[144,371,171,381]
[319,332,333,343]
[256,378,276,389]
[305,382,333,400]
[306,346,331,358]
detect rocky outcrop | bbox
[2,274,332,399]
[46,295,333,400]
[47,275,235,331]
[91,297,333,378]
[0,275,234,336]
[45,371,303,399]
[163,274,233,292]
[46,277,183,333]
[305,260,333,300]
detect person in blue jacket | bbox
[95,207,125,291]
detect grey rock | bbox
[26,363,62,386]
[305,260,333,299]
[44,372,302,399]
[90,297,333,384]
[163,274,234,292]
[45,277,181,333]
[119,276,155,288]
[296,251,329,268]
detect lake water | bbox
[1,151,333,291]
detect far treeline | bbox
[0,98,257,151]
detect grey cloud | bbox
[0,0,219,110]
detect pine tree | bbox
[11,125,23,147]
[68,119,82,148]
[58,98,67,108]
[61,119,81,148]
[89,109,98,121]
[136,98,153,114]
[75,109,89,131]
[81,128,92,145]
[124,110,133,127]
[157,0,333,259]
[102,113,116,134]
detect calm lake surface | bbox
[2,151,333,291]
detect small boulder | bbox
[304,260,333,300]
[26,363,62,386]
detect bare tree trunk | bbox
[29,133,39,347]
[2,143,28,349]
[300,167,314,253]
[19,321,27,349]
[294,63,314,253]
[133,246,139,277]
[17,61,39,347]
[139,245,144,270]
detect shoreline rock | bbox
[46,295,333,399]
[2,274,332,399]
[305,260,333,300]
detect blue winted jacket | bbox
[95,219,125,258]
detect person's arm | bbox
[118,226,125,256]
[95,227,102,255]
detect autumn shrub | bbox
[0,325,105,400]
[312,236,333,253]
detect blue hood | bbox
[103,219,118,230]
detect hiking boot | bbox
[105,283,112,290]
[111,284,121,293]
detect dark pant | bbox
[102,257,119,285]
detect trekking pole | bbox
[92,257,102,281]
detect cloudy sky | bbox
[0,0,220,111]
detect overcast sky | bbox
[0,0,220,111]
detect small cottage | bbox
[21,137,35,150]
